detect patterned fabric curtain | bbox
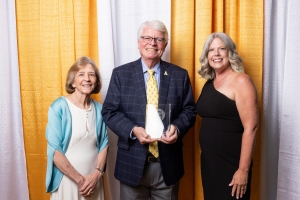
[97,2,171,199]
[98,1,263,200]
[262,1,300,199]
[15,0,99,199]
[0,0,29,199]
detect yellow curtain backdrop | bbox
[16,0,263,199]
[16,0,99,199]
[170,1,263,200]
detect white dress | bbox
[51,98,104,200]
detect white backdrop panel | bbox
[97,1,171,200]
[0,0,29,199]
[261,1,284,199]
[277,1,300,199]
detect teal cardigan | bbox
[45,97,108,192]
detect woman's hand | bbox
[77,177,86,190]
[79,170,102,197]
[229,169,248,199]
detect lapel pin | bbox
[164,71,168,75]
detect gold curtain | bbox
[15,0,99,199]
[16,0,263,199]
[170,1,263,199]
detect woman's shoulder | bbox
[50,96,68,110]
[51,96,66,105]
[233,72,254,87]
[232,72,257,94]
[91,99,103,109]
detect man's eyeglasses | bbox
[140,36,166,43]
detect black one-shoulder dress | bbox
[197,80,252,200]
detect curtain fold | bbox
[261,1,281,199]
[171,0,263,199]
[170,1,196,200]
[262,1,300,199]
[97,1,171,199]
[97,2,117,199]
[11,0,288,199]
[15,0,99,199]
[0,0,29,199]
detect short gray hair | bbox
[137,20,169,42]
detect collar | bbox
[141,59,160,75]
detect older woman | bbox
[46,56,108,200]
[197,33,258,200]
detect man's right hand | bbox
[132,126,157,144]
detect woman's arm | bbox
[53,150,86,188]
[229,73,258,199]
[78,145,109,196]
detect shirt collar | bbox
[141,59,160,75]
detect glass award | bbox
[145,103,171,138]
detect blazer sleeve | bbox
[101,68,137,143]
[171,71,196,138]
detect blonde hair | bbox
[198,32,244,80]
[65,56,101,94]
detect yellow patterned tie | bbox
[147,70,159,158]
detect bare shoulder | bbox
[232,73,257,99]
[233,73,256,90]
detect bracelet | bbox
[96,168,105,175]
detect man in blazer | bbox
[102,20,196,200]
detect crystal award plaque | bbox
[145,104,171,138]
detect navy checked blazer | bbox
[102,58,196,186]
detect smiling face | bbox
[72,63,96,95]
[138,26,167,65]
[207,37,230,72]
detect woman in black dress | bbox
[197,32,258,200]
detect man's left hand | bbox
[160,124,178,144]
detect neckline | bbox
[210,80,235,102]
[64,97,93,111]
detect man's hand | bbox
[160,124,178,144]
[133,126,157,144]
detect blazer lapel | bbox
[159,61,170,105]
[132,59,147,115]
[131,59,170,116]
